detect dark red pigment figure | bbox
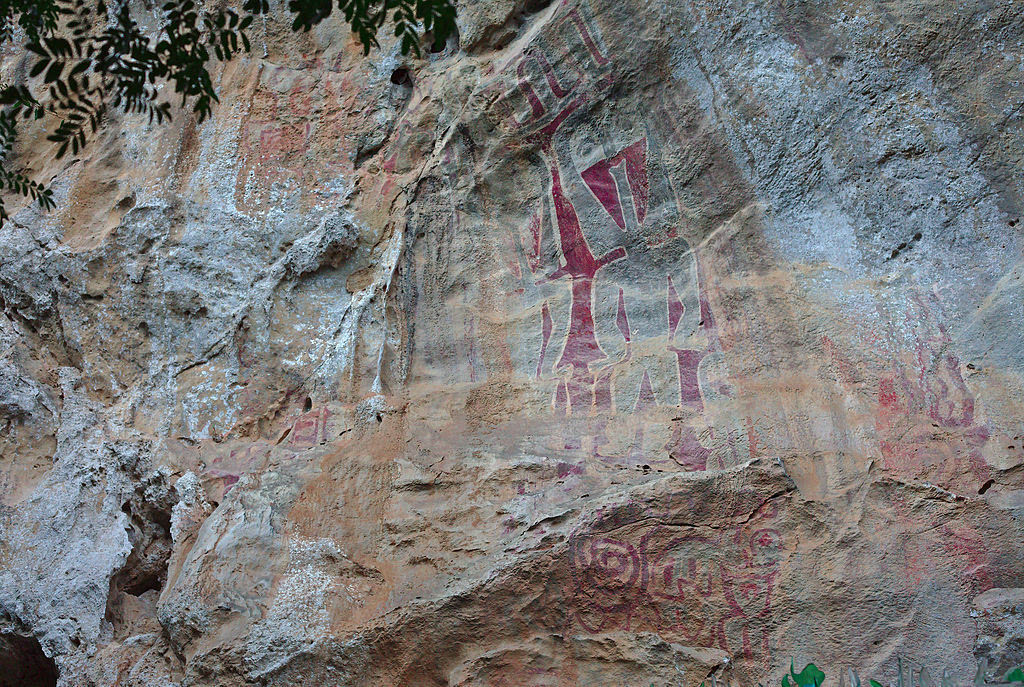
[533,116,720,469]
[533,99,626,443]
[529,99,727,468]
[665,275,716,471]
[503,0,742,470]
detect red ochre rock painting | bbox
[567,499,782,662]
[875,291,991,492]
[498,6,746,473]
[202,407,329,499]
[8,0,1024,684]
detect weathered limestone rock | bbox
[2,0,1023,685]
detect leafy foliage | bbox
[0,84,53,220]
[0,0,456,223]
[783,661,827,687]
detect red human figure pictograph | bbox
[663,276,713,470]
[531,98,627,424]
[589,288,634,461]
[290,406,330,448]
[580,138,649,231]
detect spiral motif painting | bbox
[567,500,783,662]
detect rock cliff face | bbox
[2,0,1024,685]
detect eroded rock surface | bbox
[1,0,1023,685]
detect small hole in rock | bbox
[0,632,59,687]
[304,396,312,412]
[390,67,412,86]
[913,232,922,240]
[105,493,173,637]
[376,413,383,423]
[115,195,135,213]
[978,479,994,495]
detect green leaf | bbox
[1005,668,1024,684]
[789,661,826,687]
[44,37,72,57]
[870,680,884,687]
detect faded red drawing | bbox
[207,442,271,497]
[568,499,782,663]
[290,406,330,448]
[875,290,990,491]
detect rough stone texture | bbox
[1,0,1024,685]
